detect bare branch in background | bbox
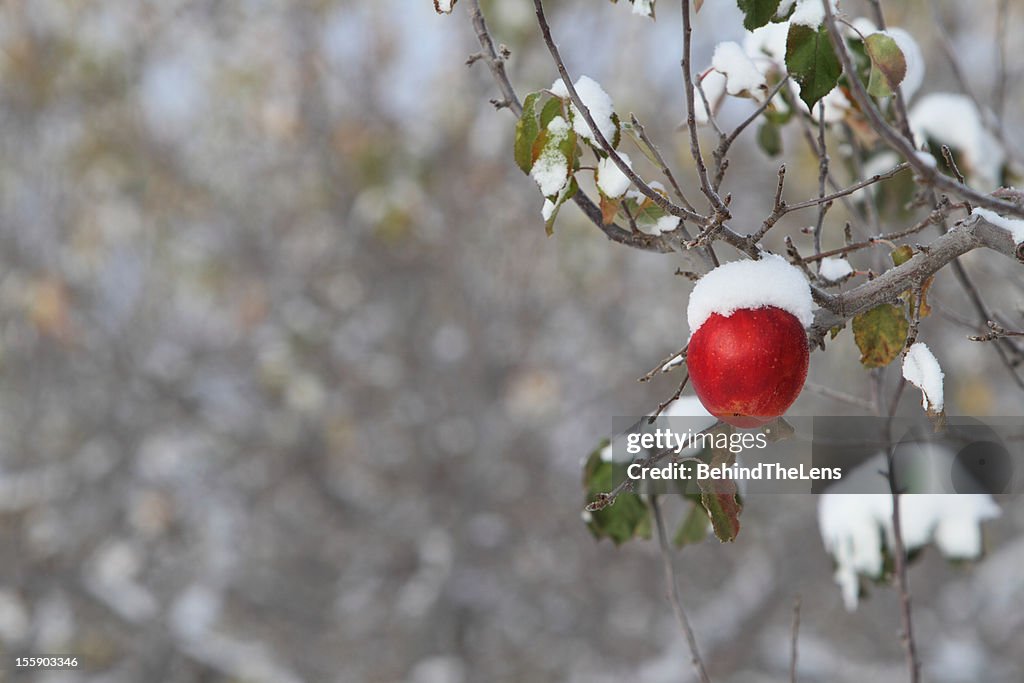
[651,496,713,683]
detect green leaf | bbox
[622,192,676,233]
[695,437,742,542]
[890,245,914,266]
[852,304,909,368]
[674,501,711,548]
[514,92,541,174]
[582,442,651,545]
[737,0,781,31]
[786,24,842,112]
[544,177,578,236]
[864,33,906,98]
[756,120,783,157]
[539,96,563,129]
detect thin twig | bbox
[790,595,801,683]
[882,376,921,683]
[651,495,713,683]
[629,114,698,215]
[713,77,790,191]
[813,102,830,261]
[679,0,729,216]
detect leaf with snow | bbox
[819,451,1000,610]
[864,32,906,99]
[909,94,1005,189]
[550,76,620,149]
[712,41,768,101]
[530,116,576,199]
[785,24,841,111]
[596,152,633,199]
[622,192,679,236]
[737,0,781,31]
[542,177,578,236]
[852,304,908,368]
[433,0,457,14]
[902,342,945,417]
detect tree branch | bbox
[808,213,1023,347]
[821,2,1024,219]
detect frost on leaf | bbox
[852,304,908,368]
[902,342,945,416]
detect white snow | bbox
[789,0,828,28]
[637,213,680,236]
[712,42,767,101]
[972,207,1024,246]
[819,257,853,281]
[631,0,653,16]
[550,75,617,146]
[744,22,789,65]
[530,116,571,197]
[596,152,632,198]
[819,451,1001,610]
[909,93,1005,189]
[686,254,814,336]
[902,342,944,413]
[776,0,797,18]
[693,69,727,125]
[435,0,455,12]
[915,150,937,168]
[541,198,556,221]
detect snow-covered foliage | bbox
[909,93,1004,188]
[596,153,632,198]
[686,255,814,336]
[530,116,572,197]
[789,0,834,29]
[819,257,853,281]
[902,342,945,413]
[712,42,767,101]
[973,207,1024,246]
[819,452,1001,610]
[550,76,617,146]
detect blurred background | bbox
[0,0,1022,681]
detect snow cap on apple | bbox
[686,255,813,428]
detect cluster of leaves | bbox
[581,429,743,547]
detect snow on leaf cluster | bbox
[819,452,1000,610]
[686,254,814,337]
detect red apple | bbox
[686,305,809,428]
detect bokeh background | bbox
[0,0,1022,681]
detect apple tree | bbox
[440,0,1022,680]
